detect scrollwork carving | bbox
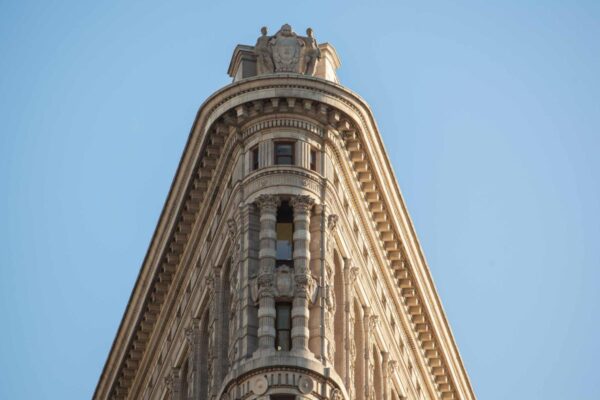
[255,194,280,213]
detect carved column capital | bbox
[388,359,398,375]
[290,194,315,213]
[185,318,200,345]
[327,214,339,231]
[369,314,379,330]
[346,259,360,285]
[255,194,280,212]
[227,218,237,241]
[164,367,181,394]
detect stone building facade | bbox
[95,25,475,400]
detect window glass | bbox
[310,148,317,171]
[275,142,294,165]
[276,202,294,265]
[275,302,292,351]
[251,146,259,170]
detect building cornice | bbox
[95,75,475,400]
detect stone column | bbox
[238,203,259,360]
[205,268,220,398]
[323,214,338,364]
[290,195,315,354]
[165,367,182,400]
[388,359,398,400]
[255,195,279,352]
[363,307,379,400]
[381,351,389,400]
[226,218,240,368]
[343,258,359,395]
[211,264,226,391]
[308,204,324,359]
[185,319,201,399]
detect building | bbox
[95,24,475,400]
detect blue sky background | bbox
[1,1,599,399]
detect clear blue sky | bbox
[1,1,599,399]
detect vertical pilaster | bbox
[290,195,314,354]
[363,307,379,400]
[205,267,220,398]
[238,203,259,360]
[226,217,240,368]
[308,204,324,360]
[343,258,359,395]
[323,214,338,364]
[165,368,182,400]
[211,264,225,391]
[185,319,201,399]
[362,306,371,400]
[255,195,279,352]
[381,351,389,400]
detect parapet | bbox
[227,24,341,83]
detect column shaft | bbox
[290,195,314,353]
[255,195,279,351]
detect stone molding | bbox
[94,75,474,400]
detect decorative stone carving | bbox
[275,264,294,297]
[298,376,314,394]
[349,266,360,284]
[388,359,398,375]
[271,24,305,73]
[255,194,280,214]
[330,388,343,400]
[304,27,321,76]
[253,24,320,75]
[227,218,237,242]
[254,26,274,75]
[252,376,269,395]
[327,214,339,231]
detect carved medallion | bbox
[298,376,314,394]
[252,376,269,395]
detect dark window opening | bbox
[276,201,294,267]
[275,141,295,165]
[271,395,296,400]
[251,146,259,171]
[275,302,292,351]
[310,148,317,171]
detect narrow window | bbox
[251,146,259,171]
[274,141,295,165]
[275,302,292,351]
[309,148,317,171]
[276,201,294,267]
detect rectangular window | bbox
[276,201,294,266]
[310,148,317,171]
[274,142,295,165]
[275,302,292,351]
[251,146,259,171]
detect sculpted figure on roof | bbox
[253,24,320,75]
[254,26,274,75]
